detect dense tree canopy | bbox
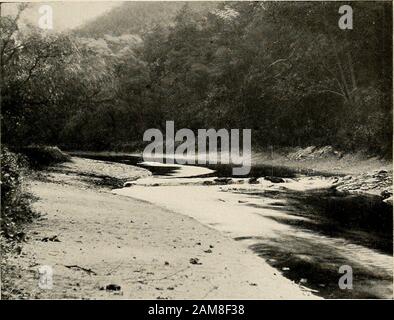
[1,1,392,156]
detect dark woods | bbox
[1,1,392,156]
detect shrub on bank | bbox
[0,146,36,240]
[19,145,71,168]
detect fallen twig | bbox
[64,265,97,275]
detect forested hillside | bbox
[76,1,217,37]
[1,1,392,156]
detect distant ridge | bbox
[76,1,219,38]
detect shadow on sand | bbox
[236,188,393,298]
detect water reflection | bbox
[247,234,392,299]
[235,188,393,298]
[244,189,392,254]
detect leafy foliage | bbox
[1,1,392,155]
[0,146,36,240]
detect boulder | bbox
[264,176,285,183]
[248,177,259,184]
[123,182,135,187]
[101,284,121,291]
[381,188,392,199]
[383,196,393,205]
[213,177,233,185]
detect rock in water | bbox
[383,196,393,205]
[123,182,134,187]
[213,177,233,185]
[248,177,259,184]
[264,176,285,183]
[381,188,392,199]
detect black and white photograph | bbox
[0,0,393,303]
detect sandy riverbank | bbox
[1,157,316,299]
